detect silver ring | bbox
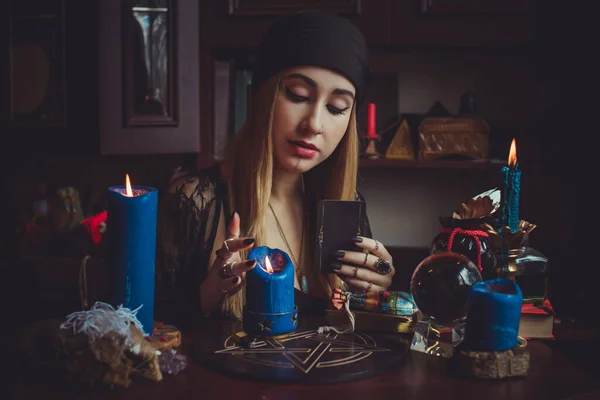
[223,238,234,253]
[230,261,239,277]
[374,240,379,252]
[365,282,373,293]
[353,266,359,278]
[362,252,369,266]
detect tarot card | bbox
[315,199,367,274]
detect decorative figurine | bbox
[385,119,415,160]
[430,188,501,280]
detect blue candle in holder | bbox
[106,174,158,335]
[463,278,523,351]
[244,246,298,337]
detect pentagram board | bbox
[193,325,410,384]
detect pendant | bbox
[301,276,309,294]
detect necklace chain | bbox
[268,202,307,293]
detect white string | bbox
[317,299,356,335]
[59,301,145,345]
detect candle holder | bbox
[242,306,299,339]
[363,136,382,159]
[483,221,549,302]
[244,246,298,339]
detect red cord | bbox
[439,228,489,271]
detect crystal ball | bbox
[410,252,482,325]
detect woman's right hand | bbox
[201,212,256,315]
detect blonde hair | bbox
[218,74,360,318]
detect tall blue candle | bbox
[508,164,521,233]
[500,139,521,233]
[244,246,297,336]
[106,174,158,335]
[463,278,523,351]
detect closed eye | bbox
[284,86,309,103]
[327,105,349,115]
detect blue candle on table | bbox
[463,278,523,351]
[106,174,158,335]
[500,138,521,233]
[244,246,298,336]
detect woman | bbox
[156,12,395,325]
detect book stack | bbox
[518,298,555,339]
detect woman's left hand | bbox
[331,236,395,292]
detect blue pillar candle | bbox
[244,246,298,336]
[106,175,158,335]
[463,278,523,351]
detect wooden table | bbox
[7,325,600,400]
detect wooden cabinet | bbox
[99,0,210,156]
[389,0,535,47]
[202,0,536,50]
[419,0,529,14]
[201,0,389,48]
[1,0,99,155]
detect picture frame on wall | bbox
[122,0,178,127]
[7,5,66,127]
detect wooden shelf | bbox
[359,158,506,171]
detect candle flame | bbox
[508,139,517,168]
[264,256,274,274]
[125,174,133,197]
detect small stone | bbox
[158,349,188,375]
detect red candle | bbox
[367,103,377,138]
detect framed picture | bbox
[122,0,178,127]
[7,4,66,127]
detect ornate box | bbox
[418,116,490,161]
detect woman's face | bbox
[271,66,355,174]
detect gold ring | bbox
[364,282,373,293]
[374,240,379,252]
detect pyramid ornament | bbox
[385,119,415,160]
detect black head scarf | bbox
[251,11,370,105]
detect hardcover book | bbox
[518,298,555,339]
